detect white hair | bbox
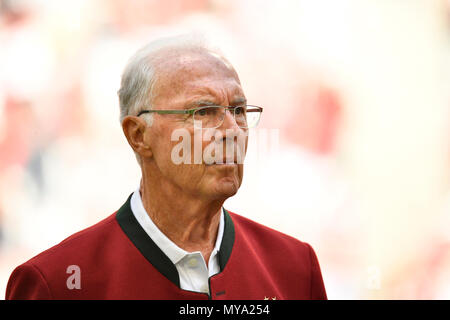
[117,33,222,125]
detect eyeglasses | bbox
[137,105,263,129]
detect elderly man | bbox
[6,36,326,300]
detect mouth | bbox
[207,163,238,167]
[206,159,239,166]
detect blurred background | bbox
[1,0,449,299]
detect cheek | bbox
[150,125,184,173]
[158,128,207,181]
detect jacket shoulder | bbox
[5,213,120,300]
[227,210,312,253]
[227,210,327,300]
[6,261,52,299]
[29,213,118,265]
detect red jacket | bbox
[6,194,327,300]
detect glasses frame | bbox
[137,105,263,129]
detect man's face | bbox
[144,50,248,201]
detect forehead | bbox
[151,50,244,106]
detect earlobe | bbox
[121,116,153,158]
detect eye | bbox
[196,106,218,117]
[234,106,245,115]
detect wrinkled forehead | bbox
[151,49,242,104]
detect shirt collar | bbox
[130,186,224,265]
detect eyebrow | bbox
[187,99,217,108]
[231,97,247,105]
[186,97,247,109]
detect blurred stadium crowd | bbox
[1,0,450,299]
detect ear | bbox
[121,115,153,158]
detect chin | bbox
[209,178,241,200]
[200,164,244,199]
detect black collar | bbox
[115,194,235,288]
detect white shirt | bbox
[130,188,224,294]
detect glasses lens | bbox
[193,106,221,128]
[193,105,262,128]
[239,106,261,128]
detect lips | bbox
[205,157,240,165]
[207,160,237,165]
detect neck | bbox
[139,170,224,264]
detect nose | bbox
[216,108,248,164]
[219,108,241,131]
